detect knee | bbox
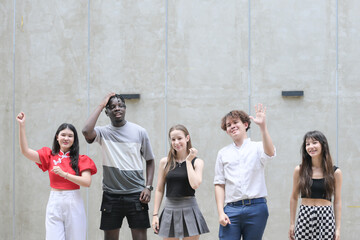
[104,229,120,240]
[131,229,147,240]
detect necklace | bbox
[175,159,186,167]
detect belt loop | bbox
[245,199,251,205]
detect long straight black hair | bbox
[52,123,79,175]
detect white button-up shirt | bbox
[214,138,276,204]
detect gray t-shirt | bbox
[94,122,155,194]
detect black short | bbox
[99,191,150,230]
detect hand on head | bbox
[102,92,116,108]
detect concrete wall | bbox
[1,0,359,239]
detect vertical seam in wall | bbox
[248,0,252,137]
[86,0,91,239]
[164,0,168,155]
[12,0,17,239]
[335,0,339,166]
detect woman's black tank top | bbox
[301,166,338,200]
[165,158,196,197]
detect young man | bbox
[82,92,155,240]
[214,104,275,240]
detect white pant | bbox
[45,190,86,240]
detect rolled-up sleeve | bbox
[260,144,276,165]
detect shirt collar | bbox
[109,121,127,130]
[232,138,250,149]
[58,150,70,158]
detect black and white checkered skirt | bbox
[158,196,209,238]
[295,205,335,240]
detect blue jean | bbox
[219,198,269,240]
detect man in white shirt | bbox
[214,104,275,240]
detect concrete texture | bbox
[1,0,359,239]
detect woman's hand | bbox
[186,148,198,162]
[334,229,340,240]
[16,112,26,125]
[288,224,295,240]
[52,166,67,178]
[152,216,159,234]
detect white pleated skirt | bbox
[158,196,210,238]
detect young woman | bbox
[152,124,209,240]
[17,112,97,240]
[289,130,342,240]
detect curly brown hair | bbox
[220,110,251,131]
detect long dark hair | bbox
[164,124,192,176]
[52,123,80,175]
[299,130,335,200]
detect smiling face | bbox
[105,97,127,126]
[305,137,323,160]
[225,116,248,141]
[56,128,74,153]
[170,129,190,154]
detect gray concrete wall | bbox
[1,0,359,239]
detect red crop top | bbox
[36,147,97,190]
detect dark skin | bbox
[82,93,155,240]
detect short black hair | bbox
[106,94,126,108]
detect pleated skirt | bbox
[158,196,210,238]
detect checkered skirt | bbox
[295,205,335,240]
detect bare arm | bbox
[215,184,231,226]
[289,166,300,240]
[16,112,41,164]
[185,148,204,190]
[333,169,342,240]
[139,159,155,203]
[145,159,155,187]
[152,157,167,234]
[52,167,92,187]
[82,92,115,143]
[250,103,275,157]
